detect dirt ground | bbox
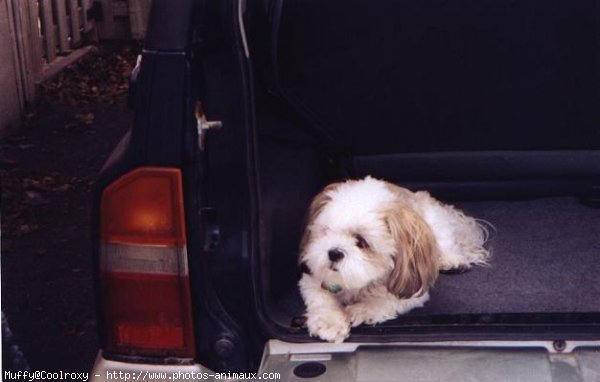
[1,44,139,373]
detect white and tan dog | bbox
[298,176,489,342]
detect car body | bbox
[91,0,600,380]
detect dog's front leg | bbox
[346,287,430,327]
[299,273,350,343]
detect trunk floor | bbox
[276,197,600,319]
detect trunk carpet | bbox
[276,197,600,318]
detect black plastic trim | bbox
[264,313,600,344]
[353,151,600,182]
[144,0,194,51]
[266,0,342,152]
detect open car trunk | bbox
[247,0,600,341]
[257,141,600,338]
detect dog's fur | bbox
[298,176,489,342]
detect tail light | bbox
[99,167,194,358]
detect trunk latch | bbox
[195,101,222,150]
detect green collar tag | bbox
[322,282,343,294]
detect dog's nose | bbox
[328,248,345,262]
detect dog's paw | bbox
[346,303,392,327]
[306,310,350,343]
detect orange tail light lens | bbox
[99,167,194,358]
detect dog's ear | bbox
[299,182,343,258]
[385,203,439,299]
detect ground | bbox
[1,44,139,372]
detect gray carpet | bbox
[277,197,600,317]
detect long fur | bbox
[298,176,490,342]
[385,203,439,299]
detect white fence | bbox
[10,0,95,91]
[38,0,95,62]
[1,0,151,135]
[1,0,95,135]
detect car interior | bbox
[248,0,600,336]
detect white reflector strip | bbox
[100,242,189,275]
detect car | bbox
[91,0,600,380]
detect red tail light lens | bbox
[100,168,186,246]
[100,167,194,358]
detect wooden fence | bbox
[6,0,95,106]
[2,0,150,135]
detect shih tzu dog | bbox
[298,176,489,343]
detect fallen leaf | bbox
[19,224,39,234]
[38,45,140,107]
[53,184,71,192]
[0,158,17,167]
[42,176,55,186]
[62,123,78,131]
[63,328,76,336]
[25,190,48,205]
[23,178,41,189]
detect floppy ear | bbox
[298,182,343,260]
[385,203,439,299]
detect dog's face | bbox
[300,177,439,297]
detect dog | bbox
[298,176,490,342]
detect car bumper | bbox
[259,339,600,382]
[91,352,214,382]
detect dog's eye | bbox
[354,234,369,249]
